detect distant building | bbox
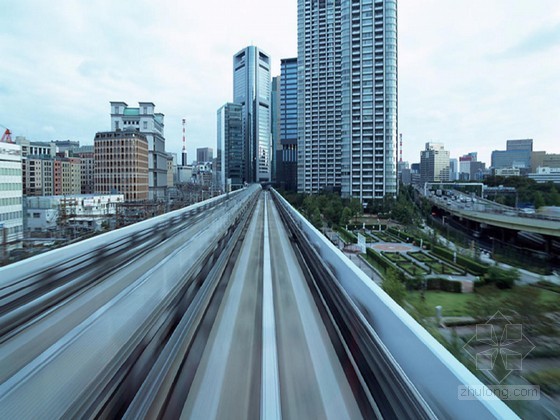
[26,194,123,233]
[410,163,421,186]
[0,142,24,252]
[271,75,280,184]
[458,152,485,181]
[196,148,213,164]
[110,101,167,200]
[420,142,450,185]
[166,154,175,189]
[94,130,149,201]
[54,140,80,154]
[449,158,458,181]
[494,167,521,177]
[217,103,244,190]
[398,161,410,185]
[233,46,271,183]
[491,139,533,172]
[528,167,560,184]
[14,136,56,158]
[23,156,54,196]
[74,145,95,194]
[277,57,298,191]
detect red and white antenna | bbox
[399,133,403,162]
[181,118,187,166]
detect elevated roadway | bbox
[0,186,517,419]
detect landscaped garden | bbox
[424,261,463,275]
[370,231,400,243]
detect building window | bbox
[143,121,148,130]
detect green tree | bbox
[349,198,363,219]
[310,207,322,229]
[340,207,352,227]
[533,191,545,209]
[382,268,407,305]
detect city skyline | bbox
[1,0,559,165]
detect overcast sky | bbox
[1,0,559,165]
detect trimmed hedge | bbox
[427,277,462,293]
[366,248,393,274]
[431,245,489,276]
[337,227,357,244]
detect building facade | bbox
[233,46,272,183]
[110,102,167,200]
[94,130,149,201]
[217,103,244,190]
[0,142,24,252]
[420,142,450,185]
[297,0,398,202]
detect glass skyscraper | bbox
[298,0,398,202]
[279,57,298,191]
[217,103,244,190]
[233,46,272,183]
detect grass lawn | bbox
[406,290,471,317]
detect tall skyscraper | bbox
[110,102,167,200]
[278,58,298,191]
[271,76,280,184]
[298,0,398,202]
[217,103,244,190]
[233,46,272,183]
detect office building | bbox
[196,148,214,164]
[217,103,244,190]
[233,46,272,183]
[298,0,398,202]
[0,142,24,252]
[277,58,298,191]
[94,130,149,201]
[420,142,450,185]
[491,139,533,172]
[110,102,167,200]
[271,76,280,184]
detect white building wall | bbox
[0,143,24,252]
